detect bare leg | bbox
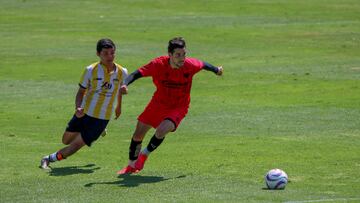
[141,119,175,154]
[62,131,80,145]
[132,121,152,141]
[154,119,176,139]
[59,134,86,158]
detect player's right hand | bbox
[120,85,128,94]
[75,107,85,118]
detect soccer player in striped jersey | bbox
[117,37,223,174]
[40,38,128,169]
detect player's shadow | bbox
[48,164,100,176]
[84,174,186,188]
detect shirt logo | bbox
[183,73,189,78]
[101,82,112,89]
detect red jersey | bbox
[138,56,204,108]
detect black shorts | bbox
[65,114,109,146]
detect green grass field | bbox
[1,0,360,202]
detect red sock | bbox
[56,152,64,161]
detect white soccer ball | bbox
[265,169,288,189]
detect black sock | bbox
[146,134,164,152]
[129,139,142,160]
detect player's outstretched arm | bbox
[120,70,143,94]
[124,70,143,86]
[203,62,223,76]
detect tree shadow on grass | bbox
[84,174,186,188]
[48,164,100,176]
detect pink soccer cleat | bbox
[117,165,138,175]
[134,153,148,171]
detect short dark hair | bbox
[96,38,116,53]
[168,37,186,53]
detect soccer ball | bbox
[265,169,288,189]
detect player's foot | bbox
[100,128,107,137]
[117,165,138,175]
[40,156,50,170]
[134,153,148,171]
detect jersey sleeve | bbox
[189,58,204,75]
[79,66,92,89]
[121,67,128,84]
[138,59,157,77]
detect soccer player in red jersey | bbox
[118,37,223,174]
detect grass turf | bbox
[0,0,359,202]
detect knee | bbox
[155,128,167,139]
[155,122,174,138]
[62,132,77,145]
[155,133,165,139]
[62,137,70,145]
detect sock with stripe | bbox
[143,134,164,156]
[129,139,142,161]
[48,151,64,162]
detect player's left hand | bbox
[216,66,223,76]
[115,106,121,119]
